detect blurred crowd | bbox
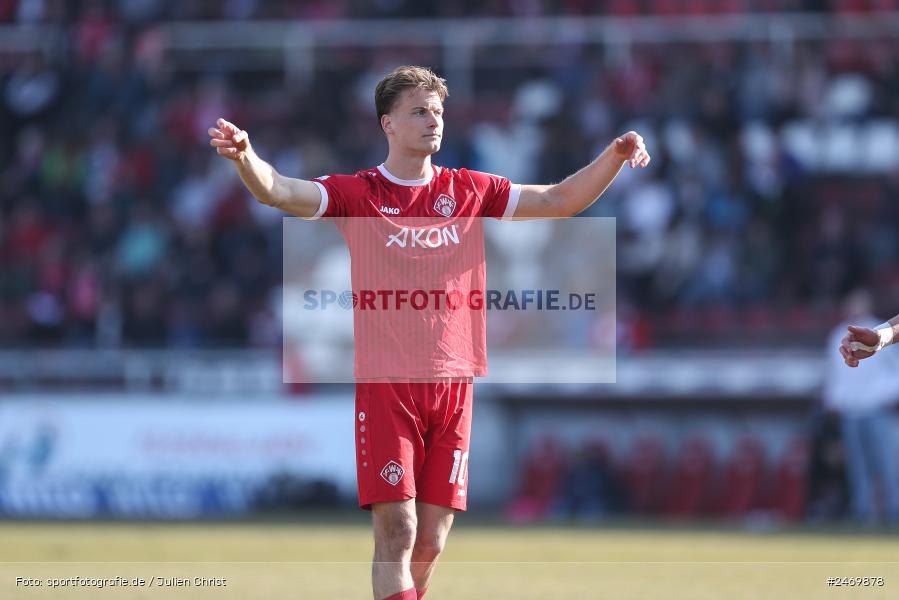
[4,0,899,23]
[509,403,897,525]
[3,4,899,349]
[506,433,809,523]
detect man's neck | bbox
[382,154,432,181]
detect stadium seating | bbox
[662,436,717,517]
[713,435,767,518]
[504,436,566,523]
[621,435,668,515]
[769,437,810,521]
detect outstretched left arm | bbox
[513,131,650,219]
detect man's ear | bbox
[381,114,393,135]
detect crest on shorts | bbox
[433,194,456,217]
[380,460,405,486]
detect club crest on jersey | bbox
[433,194,457,217]
[380,460,405,486]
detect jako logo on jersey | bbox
[380,206,400,215]
[380,461,405,486]
[386,225,460,249]
[433,194,457,217]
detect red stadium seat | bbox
[621,435,668,515]
[662,436,717,517]
[505,436,566,523]
[769,437,809,521]
[713,435,767,517]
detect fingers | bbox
[217,118,239,136]
[629,149,651,168]
[638,152,651,168]
[620,131,650,168]
[210,119,247,160]
[840,346,859,367]
[210,124,245,144]
[629,150,650,168]
[840,333,874,367]
[840,340,860,367]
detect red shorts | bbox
[355,378,473,511]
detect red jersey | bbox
[309,163,520,380]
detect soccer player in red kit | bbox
[209,66,650,600]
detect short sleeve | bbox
[308,174,366,219]
[464,169,520,219]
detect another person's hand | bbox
[840,325,880,367]
[612,131,651,169]
[208,118,250,161]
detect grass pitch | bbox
[1,518,897,599]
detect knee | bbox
[411,532,445,564]
[374,513,417,559]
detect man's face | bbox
[382,87,444,155]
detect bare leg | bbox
[410,502,455,593]
[371,500,417,599]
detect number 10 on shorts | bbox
[449,449,469,485]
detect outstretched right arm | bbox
[208,118,322,219]
[839,315,899,367]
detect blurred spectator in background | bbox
[3,6,899,351]
[552,438,627,521]
[823,290,899,524]
[805,410,849,521]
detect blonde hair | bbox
[375,65,449,121]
